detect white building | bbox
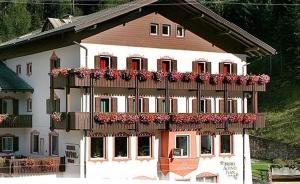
[0,0,275,183]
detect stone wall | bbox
[250,136,300,160]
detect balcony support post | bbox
[165,78,170,130]
[224,83,229,130]
[135,76,140,132]
[90,76,94,130]
[50,75,54,131]
[66,75,70,132]
[197,83,202,113]
[252,84,258,114]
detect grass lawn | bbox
[252,160,272,181]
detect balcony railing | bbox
[51,112,265,132]
[0,157,61,176]
[52,72,267,92]
[0,115,32,128]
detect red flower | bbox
[248,75,259,85]
[196,73,210,83]
[258,74,270,85]
[138,70,153,81]
[237,75,249,85]
[121,70,137,81]
[168,72,183,82]
[182,72,196,82]
[51,68,70,78]
[74,68,91,79]
[223,74,238,84]
[243,114,257,124]
[152,72,167,82]
[210,74,224,85]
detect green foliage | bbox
[273,159,300,169]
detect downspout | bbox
[73,41,88,178]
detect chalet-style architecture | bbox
[0,0,275,183]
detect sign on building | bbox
[65,143,80,165]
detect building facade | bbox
[0,0,275,183]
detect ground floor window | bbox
[220,135,232,154]
[50,133,59,156]
[201,135,213,155]
[196,176,217,183]
[91,137,105,159]
[114,136,128,158]
[175,135,190,157]
[2,137,13,152]
[32,133,39,154]
[137,136,151,157]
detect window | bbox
[2,99,13,114]
[162,24,171,36]
[50,58,60,71]
[199,99,205,113]
[223,63,231,74]
[162,60,171,72]
[26,63,32,76]
[31,133,39,154]
[133,98,143,113]
[50,134,59,156]
[2,137,13,152]
[175,135,190,157]
[150,23,158,35]
[99,56,111,70]
[16,65,21,75]
[220,135,232,154]
[100,99,110,112]
[196,176,217,183]
[131,58,141,70]
[27,98,32,112]
[138,136,151,157]
[91,137,105,159]
[114,137,128,158]
[176,25,185,37]
[201,135,213,155]
[197,62,205,73]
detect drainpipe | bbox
[73,41,88,178]
[73,41,88,67]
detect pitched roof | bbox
[0,62,34,93]
[0,0,276,57]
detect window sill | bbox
[200,154,215,158]
[112,157,131,162]
[136,156,153,161]
[219,153,234,157]
[89,158,108,162]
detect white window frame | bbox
[176,25,185,38]
[26,62,32,76]
[27,98,32,112]
[220,134,233,155]
[114,136,129,159]
[227,99,233,113]
[99,56,111,69]
[197,62,206,73]
[31,132,39,154]
[100,97,111,113]
[162,24,171,37]
[137,135,152,158]
[16,65,21,75]
[200,99,206,113]
[162,60,172,72]
[131,57,142,70]
[200,135,213,156]
[224,63,232,74]
[50,134,59,156]
[174,134,190,157]
[150,23,159,36]
[196,176,217,183]
[90,137,106,160]
[2,137,13,152]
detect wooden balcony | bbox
[52,112,265,133]
[0,115,32,128]
[159,157,199,176]
[0,157,61,176]
[52,73,266,92]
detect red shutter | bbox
[172,99,178,113]
[206,62,211,74]
[206,99,211,113]
[111,97,118,112]
[126,57,132,70]
[192,99,198,113]
[142,58,148,70]
[95,97,101,112]
[143,98,149,113]
[94,56,100,69]
[111,56,118,70]
[219,62,224,74]
[219,99,224,113]
[171,60,177,72]
[127,97,134,113]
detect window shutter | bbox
[0,137,2,152]
[142,58,148,70]
[55,99,60,112]
[219,62,224,74]
[50,59,54,71]
[46,99,52,114]
[233,100,238,113]
[171,60,177,71]
[13,99,19,115]
[206,62,211,74]
[143,98,149,113]
[0,99,2,114]
[13,136,19,152]
[126,57,132,70]
[157,98,163,113]
[127,97,134,113]
[192,99,197,113]
[95,97,101,112]
[94,56,100,68]
[219,99,224,113]
[232,63,237,74]
[172,99,178,113]
[111,56,118,70]
[157,59,162,71]
[111,97,118,112]
[206,99,212,113]
[192,61,198,73]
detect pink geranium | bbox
[138,70,153,81]
[210,74,224,85]
[258,74,270,85]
